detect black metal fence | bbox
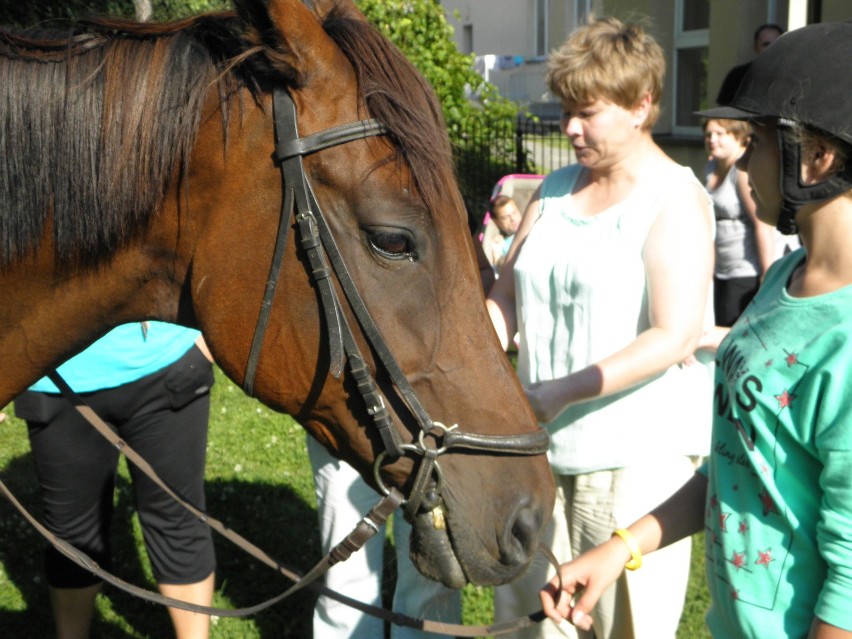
[450,116,573,230]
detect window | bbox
[766,0,779,24]
[573,0,592,26]
[462,24,473,55]
[535,0,549,57]
[672,0,709,134]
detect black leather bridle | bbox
[0,87,558,633]
[243,88,550,521]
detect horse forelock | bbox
[321,12,466,225]
[0,14,249,269]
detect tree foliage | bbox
[356,0,520,219]
[356,0,516,131]
[0,0,228,28]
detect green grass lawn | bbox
[0,368,710,637]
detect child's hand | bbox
[540,537,632,631]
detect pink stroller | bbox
[478,173,544,243]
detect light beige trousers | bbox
[495,457,696,639]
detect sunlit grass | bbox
[0,368,709,637]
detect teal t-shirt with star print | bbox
[702,248,852,637]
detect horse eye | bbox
[368,230,416,260]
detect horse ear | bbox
[233,0,352,87]
[307,0,367,22]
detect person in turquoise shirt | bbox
[15,322,216,639]
[539,22,852,639]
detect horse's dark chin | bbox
[409,511,467,589]
[410,488,545,589]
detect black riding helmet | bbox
[698,21,852,234]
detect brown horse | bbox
[0,0,554,589]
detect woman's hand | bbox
[696,325,730,354]
[524,380,564,423]
[524,380,570,423]
[524,366,604,423]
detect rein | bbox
[0,371,560,636]
[244,88,550,521]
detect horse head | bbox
[0,0,555,589]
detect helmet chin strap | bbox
[776,120,852,235]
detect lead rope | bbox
[0,370,560,634]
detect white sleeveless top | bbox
[513,163,714,474]
[705,161,760,279]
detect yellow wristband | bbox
[612,528,642,571]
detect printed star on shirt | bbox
[730,551,747,570]
[756,548,773,567]
[738,520,748,535]
[759,488,780,517]
[775,389,796,409]
[719,511,731,532]
[765,359,773,367]
[731,588,740,600]
[785,352,799,366]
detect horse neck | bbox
[0,207,192,406]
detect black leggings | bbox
[15,345,216,588]
[714,275,760,327]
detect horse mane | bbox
[0,14,251,268]
[321,11,464,221]
[0,7,462,269]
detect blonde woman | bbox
[542,21,852,639]
[487,16,714,639]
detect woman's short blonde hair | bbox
[546,16,665,129]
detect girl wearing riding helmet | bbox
[539,21,852,639]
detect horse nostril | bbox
[500,501,541,567]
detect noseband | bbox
[244,88,549,521]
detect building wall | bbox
[705,0,791,109]
[442,0,546,103]
[440,0,850,179]
[442,0,847,114]
[821,0,852,20]
[442,0,537,56]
